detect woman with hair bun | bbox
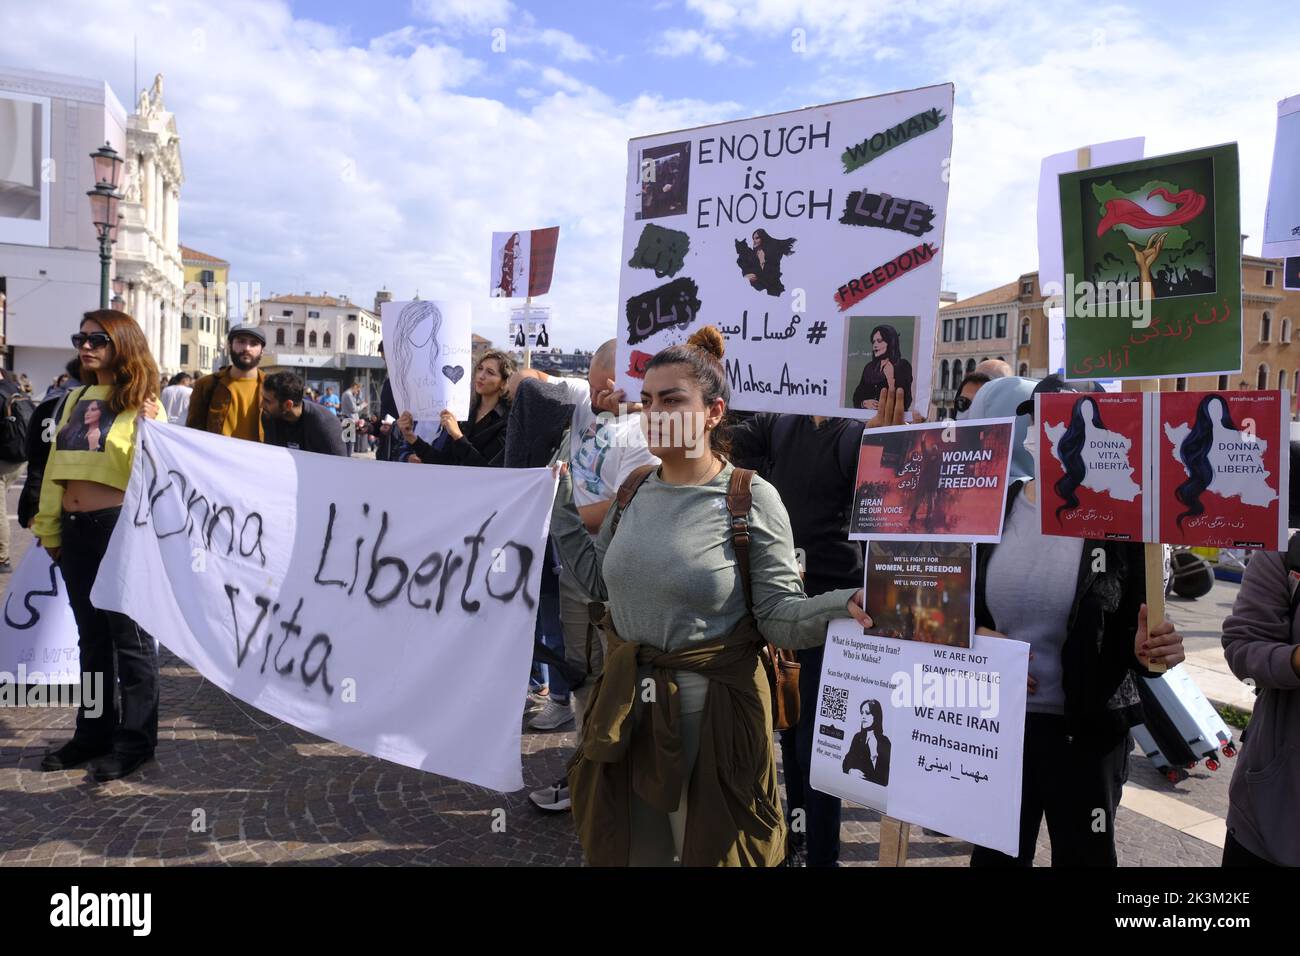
[548,326,872,867]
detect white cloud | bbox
[412,0,513,29]
[652,27,749,65]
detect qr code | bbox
[820,686,849,722]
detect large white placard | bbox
[380,299,473,423]
[615,84,954,421]
[811,620,1028,856]
[0,547,79,683]
[1263,94,1300,259]
[91,420,557,791]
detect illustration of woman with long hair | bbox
[1175,393,1240,529]
[390,300,443,399]
[1053,396,1105,524]
[852,324,913,412]
[736,228,796,296]
[498,233,520,297]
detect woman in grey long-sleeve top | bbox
[1221,547,1300,867]
[551,327,870,866]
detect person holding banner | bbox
[969,375,1186,867]
[550,327,871,866]
[396,349,516,467]
[32,310,167,782]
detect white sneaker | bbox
[529,778,571,812]
[528,697,575,731]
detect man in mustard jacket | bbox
[187,324,267,442]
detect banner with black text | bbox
[91,420,557,791]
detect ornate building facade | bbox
[115,74,184,373]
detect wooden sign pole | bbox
[878,816,911,867]
[523,295,533,370]
[1076,145,1167,672]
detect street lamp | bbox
[87,142,124,310]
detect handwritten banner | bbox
[615,83,953,421]
[810,621,1027,856]
[380,300,473,424]
[0,548,80,683]
[1059,144,1242,380]
[91,420,558,791]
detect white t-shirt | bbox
[161,384,192,425]
[553,377,658,507]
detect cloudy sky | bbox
[2,0,1296,348]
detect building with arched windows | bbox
[930,257,1300,420]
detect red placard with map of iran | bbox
[1154,390,1290,551]
[1037,392,1149,542]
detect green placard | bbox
[1059,143,1241,380]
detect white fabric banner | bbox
[91,420,557,791]
[811,620,1028,856]
[615,83,953,422]
[0,547,80,683]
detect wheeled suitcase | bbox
[1133,669,1237,783]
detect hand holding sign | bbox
[1137,603,1185,669]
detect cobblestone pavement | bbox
[0,470,1237,866]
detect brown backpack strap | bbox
[609,463,657,537]
[726,467,755,611]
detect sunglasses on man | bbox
[71,332,113,350]
[954,395,973,413]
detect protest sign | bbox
[0,548,79,683]
[1037,391,1151,542]
[1037,138,1143,378]
[1153,390,1289,551]
[810,620,1028,856]
[615,83,954,421]
[508,303,553,349]
[1285,256,1300,291]
[1059,144,1241,380]
[91,419,557,792]
[850,418,1014,542]
[863,541,974,648]
[380,299,472,424]
[490,226,560,298]
[1263,94,1300,259]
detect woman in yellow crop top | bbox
[35,310,166,782]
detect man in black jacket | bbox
[261,371,346,456]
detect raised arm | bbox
[548,465,613,601]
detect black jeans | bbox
[779,642,843,866]
[1222,829,1277,867]
[58,506,159,757]
[970,712,1130,867]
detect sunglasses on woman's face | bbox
[71,332,112,350]
[954,395,973,413]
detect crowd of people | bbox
[7,306,1298,869]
